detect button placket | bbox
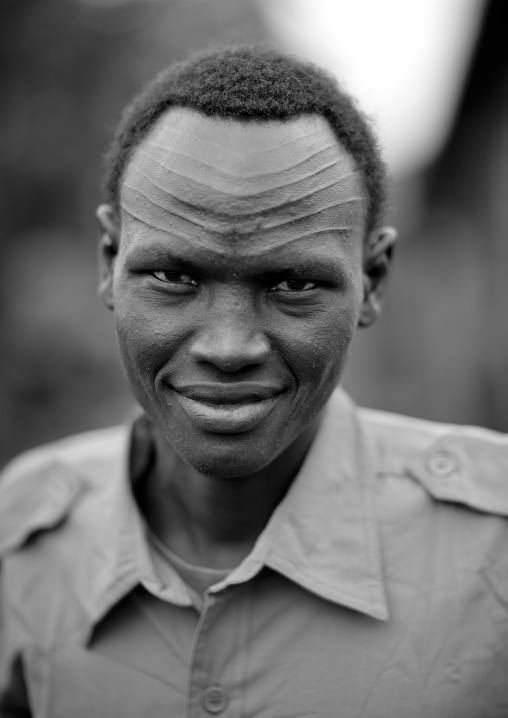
[186,589,243,717]
[187,595,220,717]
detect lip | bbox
[172,383,284,433]
[174,382,283,404]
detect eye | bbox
[270,279,318,292]
[151,271,198,287]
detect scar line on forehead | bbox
[135,144,356,187]
[146,123,338,160]
[125,218,356,259]
[126,164,362,206]
[122,183,364,233]
[122,204,358,246]
[126,162,360,210]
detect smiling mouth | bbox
[172,383,284,434]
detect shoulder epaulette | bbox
[0,459,88,557]
[407,433,508,516]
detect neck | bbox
[137,419,319,569]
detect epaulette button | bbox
[427,451,458,477]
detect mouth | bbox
[172,383,284,434]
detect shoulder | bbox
[358,404,508,517]
[1,424,128,482]
[0,425,129,557]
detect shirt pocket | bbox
[24,645,183,718]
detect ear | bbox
[358,226,397,328]
[97,204,120,311]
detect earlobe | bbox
[358,276,379,328]
[358,226,397,328]
[96,204,119,311]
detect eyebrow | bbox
[126,244,207,272]
[126,242,346,281]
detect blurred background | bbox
[1,0,507,467]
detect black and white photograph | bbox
[1,1,507,716]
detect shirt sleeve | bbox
[0,565,33,717]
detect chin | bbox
[170,434,278,479]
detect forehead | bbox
[120,107,367,263]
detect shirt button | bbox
[201,686,229,714]
[427,451,457,477]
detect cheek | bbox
[278,298,360,400]
[300,269,362,362]
[293,265,363,390]
[112,282,187,390]
[304,309,357,373]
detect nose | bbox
[190,298,271,373]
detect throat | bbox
[134,418,319,569]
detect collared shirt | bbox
[146,525,232,607]
[1,388,508,717]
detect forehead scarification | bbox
[121,214,360,268]
[143,119,341,173]
[120,108,367,251]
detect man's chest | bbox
[24,573,508,718]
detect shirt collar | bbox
[221,389,389,621]
[86,388,388,629]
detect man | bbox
[1,44,507,718]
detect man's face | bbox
[102,108,370,477]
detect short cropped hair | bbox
[103,44,388,234]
